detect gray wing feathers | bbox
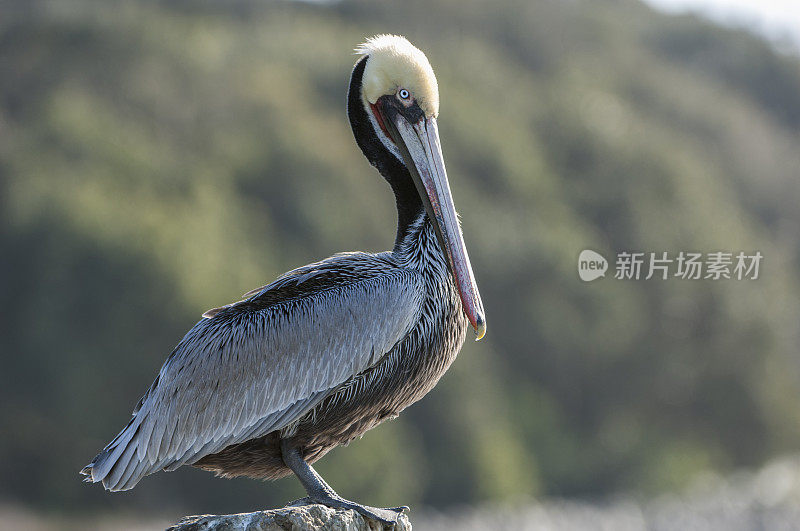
[83,267,422,491]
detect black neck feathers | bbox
[347,56,424,250]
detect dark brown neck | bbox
[347,56,425,251]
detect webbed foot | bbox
[290,495,407,525]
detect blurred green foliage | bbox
[2,0,800,517]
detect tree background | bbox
[2,0,800,521]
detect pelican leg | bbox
[280,439,408,525]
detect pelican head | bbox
[357,34,439,118]
[354,35,485,340]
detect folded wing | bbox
[82,254,423,491]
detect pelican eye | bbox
[398,88,410,100]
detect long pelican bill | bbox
[385,112,486,340]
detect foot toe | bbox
[309,494,405,525]
[286,496,313,507]
[362,507,403,525]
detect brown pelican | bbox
[82,35,485,524]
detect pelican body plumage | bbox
[82,35,485,524]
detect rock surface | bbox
[166,502,411,531]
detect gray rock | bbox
[166,502,411,531]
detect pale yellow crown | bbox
[356,35,439,117]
